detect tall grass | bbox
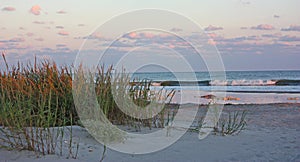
[195,109,248,136]
[0,53,77,156]
[219,110,247,136]
[73,65,176,135]
[0,52,176,158]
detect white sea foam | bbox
[209,79,277,86]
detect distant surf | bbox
[154,79,300,86]
[131,71,300,94]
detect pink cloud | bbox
[281,25,300,32]
[126,32,163,39]
[208,39,217,45]
[29,5,41,15]
[128,32,137,38]
[142,32,155,38]
[204,25,223,31]
[158,33,169,38]
[58,30,69,36]
[168,44,175,48]
[57,10,67,14]
[251,24,275,30]
[2,6,16,11]
[91,33,102,39]
[207,33,218,38]
[278,41,293,46]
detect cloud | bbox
[240,0,251,5]
[251,24,275,30]
[128,32,138,39]
[201,34,264,46]
[207,39,217,45]
[0,42,28,51]
[29,5,41,15]
[56,26,64,29]
[19,27,25,30]
[247,35,261,41]
[170,28,183,32]
[56,44,66,48]
[261,33,281,38]
[56,47,71,51]
[124,32,165,40]
[273,15,280,18]
[204,25,223,31]
[221,36,247,43]
[240,27,248,30]
[10,37,25,42]
[33,21,45,24]
[141,32,155,38]
[75,32,107,40]
[0,37,25,43]
[281,25,300,32]
[207,33,218,38]
[278,35,300,42]
[78,24,85,27]
[35,38,44,42]
[26,33,34,37]
[58,30,69,36]
[2,6,16,11]
[57,10,67,14]
[109,41,133,48]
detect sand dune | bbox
[1,103,299,161]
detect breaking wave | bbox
[156,79,300,86]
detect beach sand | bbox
[1,103,299,161]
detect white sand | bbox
[1,103,299,161]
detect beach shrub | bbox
[218,110,247,136]
[195,109,247,136]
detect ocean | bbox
[130,70,300,104]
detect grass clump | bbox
[0,52,176,159]
[218,110,247,136]
[0,53,78,157]
[195,109,247,136]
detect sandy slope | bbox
[1,103,299,162]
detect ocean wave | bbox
[156,79,300,86]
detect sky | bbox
[0,0,300,71]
